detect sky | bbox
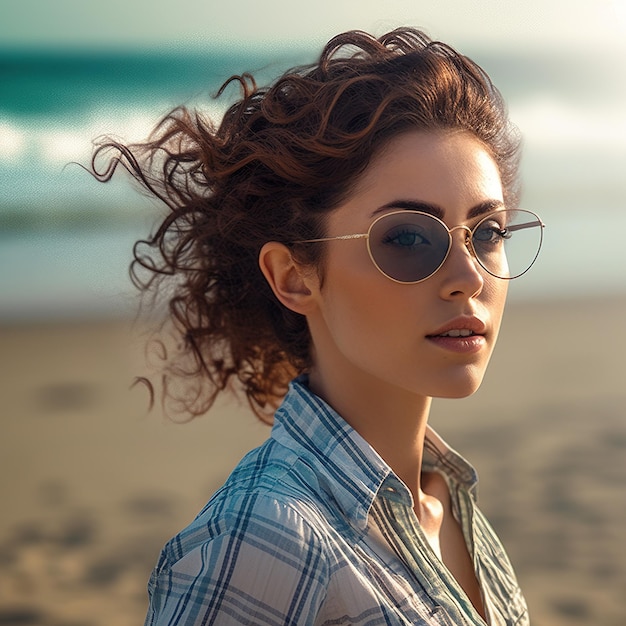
[1,0,625,52]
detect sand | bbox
[1,295,625,626]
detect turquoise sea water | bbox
[1,46,625,319]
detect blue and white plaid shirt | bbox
[145,377,528,625]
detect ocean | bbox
[1,45,625,320]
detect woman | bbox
[93,27,544,625]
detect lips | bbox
[437,329,475,338]
[427,316,487,338]
[426,316,488,354]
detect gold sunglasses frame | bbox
[294,209,545,284]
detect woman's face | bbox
[306,129,509,400]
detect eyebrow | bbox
[466,199,506,219]
[373,199,505,221]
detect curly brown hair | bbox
[90,27,521,422]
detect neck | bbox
[308,364,432,503]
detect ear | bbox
[258,242,317,315]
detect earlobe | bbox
[258,242,316,315]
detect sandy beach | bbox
[1,295,625,626]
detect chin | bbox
[435,387,481,400]
[429,372,486,399]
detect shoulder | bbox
[147,489,332,625]
[157,438,334,579]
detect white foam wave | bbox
[1,96,623,171]
[0,120,27,160]
[0,101,229,167]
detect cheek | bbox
[479,277,508,350]
[321,257,395,338]
[324,275,394,338]
[321,245,387,323]
[321,265,426,369]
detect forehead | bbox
[347,129,503,212]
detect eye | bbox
[382,226,430,249]
[473,220,511,245]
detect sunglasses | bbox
[294,209,545,283]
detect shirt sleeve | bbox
[144,494,331,626]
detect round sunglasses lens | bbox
[472,209,543,279]
[368,212,450,283]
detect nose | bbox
[438,226,484,299]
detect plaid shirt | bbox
[145,377,528,625]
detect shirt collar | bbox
[422,426,479,500]
[272,376,478,530]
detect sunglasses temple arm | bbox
[506,219,544,233]
[294,233,368,243]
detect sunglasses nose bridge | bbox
[445,224,483,270]
[448,224,473,250]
